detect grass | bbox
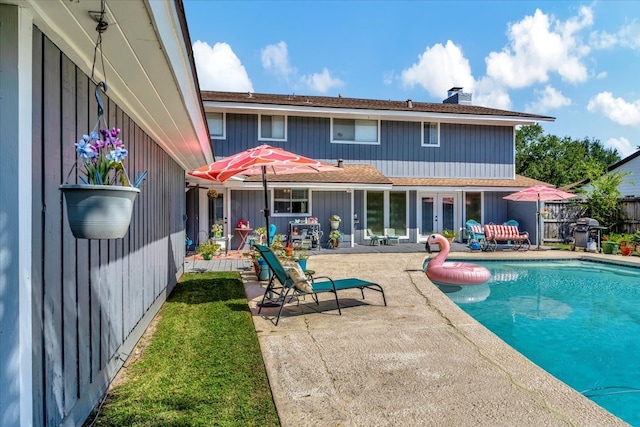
[87,272,279,427]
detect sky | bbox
[183,0,640,158]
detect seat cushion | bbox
[282,261,313,293]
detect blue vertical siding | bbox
[31,28,186,426]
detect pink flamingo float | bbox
[423,233,491,286]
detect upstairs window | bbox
[207,112,225,139]
[422,122,439,147]
[332,118,379,144]
[273,188,309,214]
[259,114,287,141]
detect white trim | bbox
[203,101,550,126]
[258,113,287,141]
[421,121,440,147]
[330,117,380,145]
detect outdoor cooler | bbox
[572,217,606,252]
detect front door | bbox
[418,193,458,242]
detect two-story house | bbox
[190,89,553,248]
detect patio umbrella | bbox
[503,185,577,250]
[188,144,343,243]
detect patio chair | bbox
[384,228,400,245]
[254,243,387,325]
[465,219,487,250]
[366,228,386,245]
[484,223,530,252]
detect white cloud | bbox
[261,41,342,94]
[473,77,512,110]
[526,85,571,113]
[596,71,607,79]
[192,40,253,92]
[485,7,592,88]
[604,137,637,158]
[587,92,640,126]
[400,40,474,99]
[261,41,295,80]
[300,68,344,93]
[591,20,640,49]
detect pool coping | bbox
[244,250,636,426]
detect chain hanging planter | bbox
[60,10,146,239]
[60,184,140,239]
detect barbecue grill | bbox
[571,217,606,252]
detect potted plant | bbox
[211,223,224,238]
[630,230,640,255]
[328,229,342,248]
[196,241,220,260]
[330,214,341,230]
[295,249,310,270]
[539,208,550,219]
[602,234,620,255]
[441,229,457,244]
[207,188,219,200]
[619,234,634,256]
[60,126,146,239]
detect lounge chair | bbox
[484,223,530,251]
[366,228,386,245]
[384,228,400,245]
[254,244,387,325]
[465,219,487,250]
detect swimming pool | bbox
[439,260,640,426]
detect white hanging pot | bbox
[60,184,140,239]
[330,220,340,230]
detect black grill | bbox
[572,217,606,252]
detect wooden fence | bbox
[543,198,640,243]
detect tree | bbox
[578,161,631,231]
[515,124,620,188]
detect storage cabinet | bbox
[288,221,321,249]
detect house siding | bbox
[216,114,515,179]
[31,28,186,426]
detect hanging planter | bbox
[60,184,140,239]
[207,188,219,200]
[60,83,146,239]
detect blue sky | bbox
[184,1,640,158]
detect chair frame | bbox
[366,228,386,245]
[483,223,531,252]
[465,220,488,251]
[254,244,387,325]
[384,228,400,245]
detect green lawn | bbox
[88,272,279,427]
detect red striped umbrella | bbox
[188,145,342,240]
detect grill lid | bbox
[576,217,600,227]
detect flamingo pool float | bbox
[423,233,491,286]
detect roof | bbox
[242,164,548,189]
[391,175,549,188]
[244,164,392,185]
[201,91,555,122]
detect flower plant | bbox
[73,127,146,188]
[211,223,223,237]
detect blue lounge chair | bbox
[254,244,387,325]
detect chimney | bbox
[443,87,472,105]
[406,99,413,109]
[337,159,344,168]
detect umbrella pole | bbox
[262,166,271,245]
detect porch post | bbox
[0,5,34,426]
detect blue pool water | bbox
[439,260,640,426]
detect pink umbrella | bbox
[188,144,343,241]
[504,185,577,249]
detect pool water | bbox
[440,260,640,426]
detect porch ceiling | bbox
[10,0,212,171]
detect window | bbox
[422,122,439,146]
[389,191,407,232]
[273,188,309,214]
[207,112,225,139]
[465,192,482,223]
[259,114,286,140]
[332,118,379,144]
[366,191,384,234]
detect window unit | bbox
[273,188,309,215]
[365,190,407,236]
[206,112,225,139]
[421,121,439,147]
[259,114,287,141]
[331,118,379,144]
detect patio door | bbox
[418,193,458,241]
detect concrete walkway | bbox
[243,249,638,426]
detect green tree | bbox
[515,124,620,188]
[578,160,631,230]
